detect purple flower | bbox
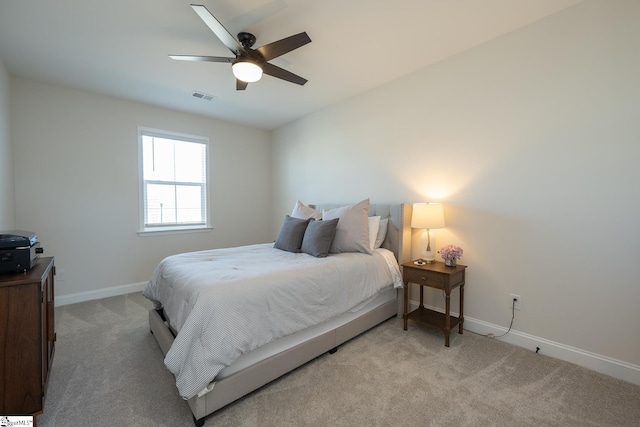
[439,244,463,260]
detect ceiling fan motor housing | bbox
[237,32,257,49]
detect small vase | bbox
[445,258,457,267]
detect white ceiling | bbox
[0,0,582,130]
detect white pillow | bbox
[374,218,389,249]
[322,198,371,254]
[368,216,381,251]
[291,200,322,220]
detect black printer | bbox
[0,230,43,274]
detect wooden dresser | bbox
[0,257,55,417]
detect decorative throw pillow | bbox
[274,215,312,253]
[291,200,322,220]
[301,218,339,257]
[374,218,389,249]
[322,198,371,254]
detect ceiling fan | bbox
[170,4,312,91]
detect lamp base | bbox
[421,230,436,264]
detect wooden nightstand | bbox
[402,260,467,347]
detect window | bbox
[138,127,210,234]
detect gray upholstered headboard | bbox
[311,203,412,264]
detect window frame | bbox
[137,126,211,235]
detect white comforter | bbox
[142,243,403,400]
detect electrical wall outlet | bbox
[510,294,522,310]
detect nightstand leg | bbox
[444,291,451,347]
[403,283,408,331]
[459,284,464,334]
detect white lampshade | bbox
[411,203,445,230]
[232,60,263,83]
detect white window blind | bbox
[138,128,210,233]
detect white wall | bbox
[272,0,640,373]
[0,58,15,229]
[11,78,272,299]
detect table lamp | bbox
[411,202,445,263]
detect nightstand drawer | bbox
[403,268,444,287]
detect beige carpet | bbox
[38,292,640,426]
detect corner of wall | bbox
[0,57,16,229]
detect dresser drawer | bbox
[403,267,444,287]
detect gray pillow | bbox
[274,215,312,253]
[301,218,339,257]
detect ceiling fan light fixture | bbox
[232,60,263,83]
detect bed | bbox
[144,202,412,426]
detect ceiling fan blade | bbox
[262,62,308,86]
[236,80,248,91]
[256,32,312,61]
[169,55,234,63]
[191,4,244,55]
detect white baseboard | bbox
[55,281,147,307]
[408,300,640,386]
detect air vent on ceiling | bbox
[192,91,216,101]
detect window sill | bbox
[137,227,213,237]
